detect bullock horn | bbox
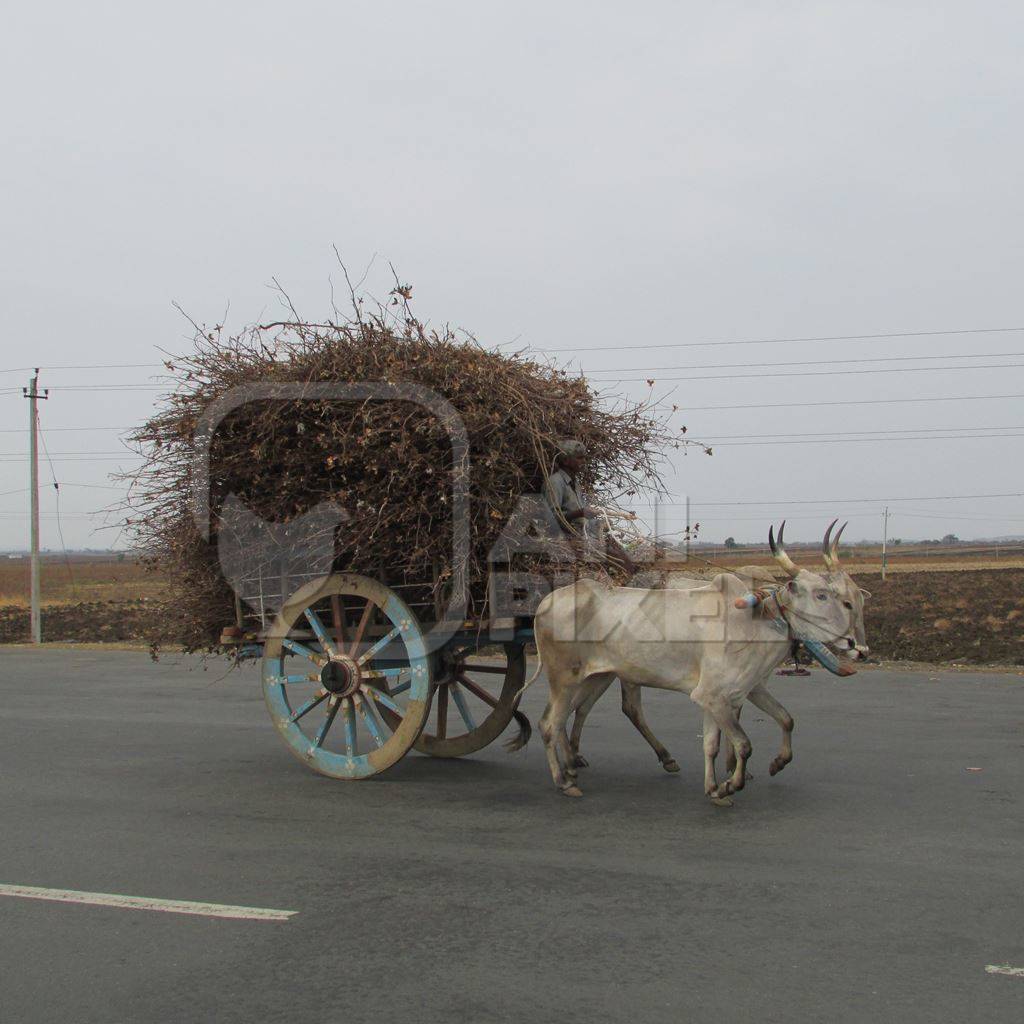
[830,520,848,567]
[769,520,800,577]
[822,518,839,569]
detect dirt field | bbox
[1,554,1021,664]
[0,556,160,606]
[860,568,1024,665]
[689,541,1024,575]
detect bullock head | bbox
[821,519,871,660]
[769,521,858,672]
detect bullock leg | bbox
[558,675,614,790]
[724,703,742,774]
[701,712,722,797]
[695,696,752,799]
[568,675,614,768]
[620,681,680,772]
[745,683,795,776]
[539,690,580,796]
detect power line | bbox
[699,424,1024,440]
[36,420,78,595]
[0,426,127,433]
[0,451,134,457]
[529,325,1024,354]
[0,422,1018,440]
[586,350,1024,375]
[708,432,1024,446]
[0,455,142,463]
[0,363,163,375]
[59,482,128,491]
[4,353,1023,394]
[639,511,1024,524]
[680,392,1024,411]
[41,386,164,392]
[0,512,100,519]
[604,362,1024,385]
[5,327,1023,373]
[624,491,1024,507]
[896,507,1024,522]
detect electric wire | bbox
[585,350,1024,375]
[527,325,1024,354]
[602,362,1024,385]
[680,392,1024,411]
[35,417,77,595]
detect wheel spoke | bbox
[460,663,507,674]
[356,694,386,748]
[313,697,341,748]
[282,637,327,666]
[289,691,329,723]
[449,681,477,731]
[436,685,448,739]
[304,609,337,657]
[330,594,347,649]
[349,601,374,656]
[362,666,406,680]
[357,627,400,666]
[457,674,501,709]
[269,673,321,685]
[342,697,357,756]
[389,678,412,696]
[364,685,403,717]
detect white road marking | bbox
[986,964,1024,978]
[0,883,297,921]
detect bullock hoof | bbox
[769,757,790,776]
[572,754,589,769]
[712,781,734,798]
[710,795,734,807]
[561,785,584,798]
[661,759,681,773]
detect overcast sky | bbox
[2,1,1023,551]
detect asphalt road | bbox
[1,649,1022,1023]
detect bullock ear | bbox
[859,587,872,599]
[787,579,799,593]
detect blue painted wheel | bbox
[262,574,431,779]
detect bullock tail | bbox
[504,655,544,752]
[504,707,533,753]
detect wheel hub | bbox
[320,655,361,697]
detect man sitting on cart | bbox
[544,439,637,578]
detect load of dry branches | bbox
[124,295,697,653]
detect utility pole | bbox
[685,495,691,562]
[881,505,889,581]
[22,370,48,644]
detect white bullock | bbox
[564,520,870,782]
[517,525,857,801]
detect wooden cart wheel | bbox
[414,643,526,758]
[262,573,431,780]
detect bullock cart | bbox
[217,505,658,780]
[220,567,536,781]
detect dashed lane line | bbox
[0,883,297,921]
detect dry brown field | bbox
[1,548,1022,664]
[0,555,162,606]
[686,541,1024,575]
